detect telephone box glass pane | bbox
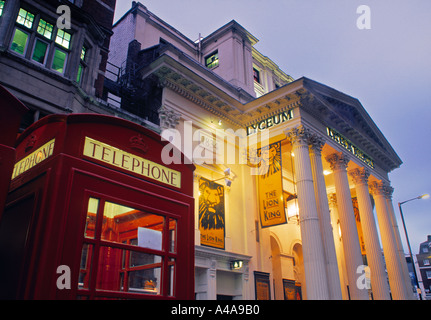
[78,243,93,289]
[96,246,162,295]
[84,198,99,239]
[168,258,175,297]
[101,201,164,251]
[169,219,177,253]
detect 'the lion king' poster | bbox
[257,141,287,228]
[199,177,225,249]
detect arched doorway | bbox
[270,236,283,300]
[292,242,304,300]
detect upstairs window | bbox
[0,1,5,17]
[10,8,35,55]
[76,45,88,84]
[16,8,34,28]
[205,51,219,69]
[31,19,54,64]
[10,28,29,55]
[253,68,260,83]
[37,19,54,39]
[10,7,73,75]
[55,29,71,49]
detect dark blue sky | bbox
[113,0,431,254]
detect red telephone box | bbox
[0,114,195,300]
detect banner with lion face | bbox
[257,141,287,228]
[199,178,225,249]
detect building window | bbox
[52,48,68,73]
[76,45,87,84]
[426,270,431,279]
[253,68,260,83]
[424,259,430,266]
[10,7,73,75]
[55,29,71,49]
[0,1,5,17]
[37,19,54,39]
[205,51,219,69]
[10,28,29,55]
[16,8,34,28]
[423,247,429,253]
[31,39,49,64]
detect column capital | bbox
[369,181,390,197]
[349,168,370,185]
[385,185,394,199]
[325,152,350,171]
[308,134,325,153]
[285,125,310,146]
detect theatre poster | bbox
[257,141,287,228]
[198,177,225,249]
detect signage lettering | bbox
[326,127,375,168]
[12,138,55,179]
[246,110,293,136]
[83,137,181,188]
[257,141,287,228]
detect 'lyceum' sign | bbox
[326,127,375,168]
[246,110,293,136]
[83,137,181,188]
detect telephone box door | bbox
[59,168,194,300]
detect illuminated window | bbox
[55,29,71,49]
[10,28,29,55]
[0,1,5,17]
[253,68,260,83]
[52,48,68,73]
[80,46,87,61]
[31,39,49,64]
[205,51,219,69]
[79,198,178,297]
[37,19,54,39]
[76,45,87,84]
[16,8,34,29]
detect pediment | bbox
[298,78,402,171]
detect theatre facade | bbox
[0,1,413,300]
[101,3,412,300]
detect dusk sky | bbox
[113,0,431,254]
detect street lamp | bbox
[398,193,429,300]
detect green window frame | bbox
[52,48,68,73]
[76,45,88,84]
[0,1,5,17]
[31,39,49,64]
[205,51,219,69]
[16,8,34,29]
[55,29,71,49]
[10,28,29,55]
[37,19,54,39]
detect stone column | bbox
[326,152,368,300]
[349,168,391,300]
[370,181,410,300]
[0,0,19,50]
[286,126,329,299]
[328,194,349,300]
[384,186,415,299]
[309,135,342,300]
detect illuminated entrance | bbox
[0,114,195,300]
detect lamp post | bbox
[398,194,429,300]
